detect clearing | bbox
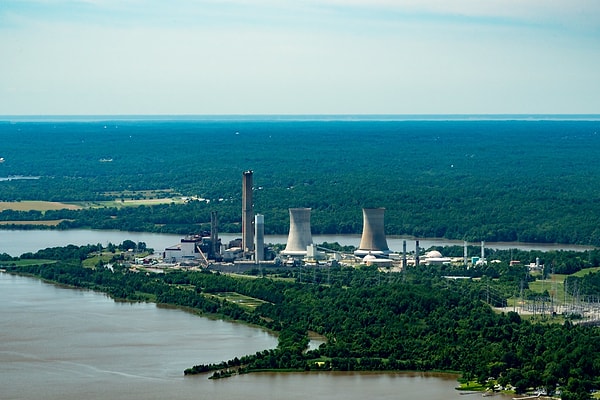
[0,201,82,211]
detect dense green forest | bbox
[2,119,600,244]
[6,243,600,399]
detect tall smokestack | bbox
[415,240,420,267]
[402,240,407,269]
[463,240,468,266]
[282,208,313,256]
[254,214,264,263]
[355,208,390,256]
[242,170,254,256]
[481,241,485,260]
[211,211,219,258]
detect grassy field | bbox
[528,276,564,298]
[0,201,82,211]
[82,252,118,268]
[73,197,186,209]
[0,219,69,226]
[108,198,185,207]
[528,267,600,299]
[210,292,269,310]
[0,195,186,212]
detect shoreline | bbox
[0,228,596,259]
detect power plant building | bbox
[163,236,212,264]
[281,208,313,256]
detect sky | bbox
[1,0,599,115]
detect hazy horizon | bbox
[2,114,600,122]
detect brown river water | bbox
[0,272,517,400]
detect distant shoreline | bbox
[2,114,600,122]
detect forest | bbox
[2,119,600,244]
[5,242,600,399]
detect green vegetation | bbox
[209,292,269,310]
[2,120,600,244]
[7,243,600,399]
[5,119,600,398]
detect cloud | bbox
[4,0,599,32]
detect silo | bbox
[282,208,313,255]
[254,214,264,263]
[355,208,390,256]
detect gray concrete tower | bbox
[355,208,390,256]
[282,208,313,256]
[242,170,254,255]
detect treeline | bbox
[3,120,600,244]
[4,197,600,248]
[7,243,600,398]
[565,272,600,298]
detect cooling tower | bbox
[242,170,254,255]
[355,208,390,256]
[282,208,313,256]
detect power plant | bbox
[159,170,489,270]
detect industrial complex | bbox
[156,170,486,271]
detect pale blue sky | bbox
[1,0,599,115]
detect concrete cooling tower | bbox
[355,208,390,256]
[282,208,313,256]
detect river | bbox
[0,229,594,257]
[0,273,514,400]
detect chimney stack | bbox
[242,170,254,256]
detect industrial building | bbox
[163,234,221,265]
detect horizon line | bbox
[2,113,600,122]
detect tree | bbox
[121,240,136,252]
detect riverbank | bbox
[4,247,597,399]
[0,228,595,258]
